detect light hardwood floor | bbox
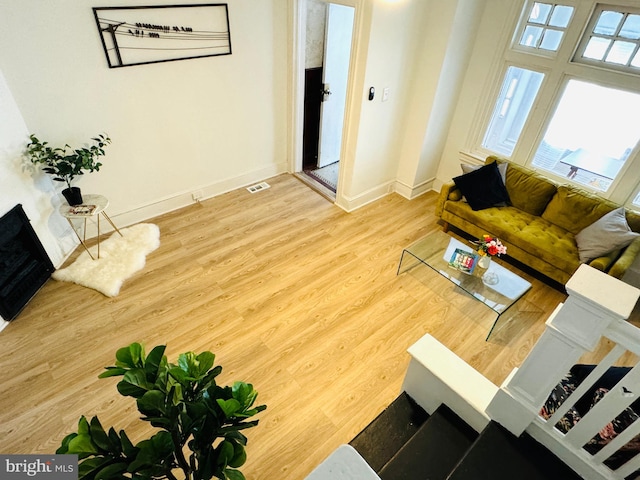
[0,174,571,479]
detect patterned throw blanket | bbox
[540,365,640,471]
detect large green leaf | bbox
[228,442,247,468]
[217,421,260,435]
[216,399,242,418]
[95,462,128,480]
[168,366,193,385]
[197,366,222,393]
[115,343,145,369]
[216,440,234,467]
[224,468,246,480]
[107,428,121,455]
[78,416,91,435]
[177,351,215,380]
[136,390,167,417]
[117,370,150,398]
[119,430,138,458]
[57,433,76,454]
[67,433,99,456]
[143,345,166,383]
[78,457,112,480]
[98,367,127,379]
[231,382,256,408]
[195,351,215,376]
[89,417,113,452]
[128,432,174,473]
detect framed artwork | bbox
[93,4,231,68]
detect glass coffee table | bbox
[397,230,532,340]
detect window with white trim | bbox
[482,67,544,157]
[515,2,574,53]
[477,1,640,204]
[574,5,640,73]
[530,80,640,192]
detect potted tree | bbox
[57,342,266,480]
[26,133,111,205]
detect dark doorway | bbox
[302,66,323,170]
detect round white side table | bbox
[59,194,122,260]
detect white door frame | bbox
[288,0,369,209]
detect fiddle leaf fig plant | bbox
[26,133,111,189]
[57,343,266,480]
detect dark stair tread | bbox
[379,404,478,480]
[349,392,429,472]
[448,421,582,480]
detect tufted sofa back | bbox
[486,155,640,235]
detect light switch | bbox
[382,87,390,102]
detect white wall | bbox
[0,70,73,266]
[339,0,488,208]
[346,0,418,200]
[436,0,520,187]
[0,69,74,322]
[405,0,487,194]
[0,0,289,228]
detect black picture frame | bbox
[93,4,231,68]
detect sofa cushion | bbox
[517,219,581,274]
[486,156,557,216]
[444,201,580,274]
[453,162,510,211]
[625,209,640,233]
[504,163,557,216]
[575,207,640,263]
[541,186,618,235]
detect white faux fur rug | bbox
[53,223,160,297]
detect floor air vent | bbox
[246,182,270,193]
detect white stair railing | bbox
[486,264,640,480]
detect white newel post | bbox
[486,264,640,436]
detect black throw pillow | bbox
[452,161,510,211]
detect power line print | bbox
[93,4,232,68]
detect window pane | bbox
[521,25,543,47]
[540,29,564,50]
[549,5,573,28]
[620,14,640,39]
[606,40,636,64]
[483,67,544,157]
[583,37,611,60]
[530,3,552,24]
[632,50,640,67]
[531,81,640,192]
[594,11,623,36]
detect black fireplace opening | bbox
[0,204,55,321]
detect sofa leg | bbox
[442,222,449,232]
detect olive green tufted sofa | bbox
[435,156,640,285]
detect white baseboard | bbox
[81,163,289,238]
[394,177,436,200]
[334,177,437,212]
[335,180,395,212]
